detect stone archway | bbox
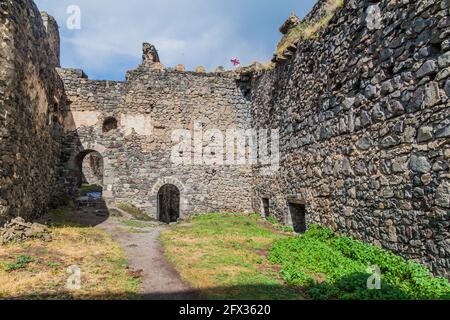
[74,150,104,189]
[151,177,187,221]
[69,143,114,200]
[157,184,180,224]
[80,151,104,187]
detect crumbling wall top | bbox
[142,43,160,64]
[40,11,60,67]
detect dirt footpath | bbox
[98,217,200,300]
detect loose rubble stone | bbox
[0,217,51,245]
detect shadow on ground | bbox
[5,284,297,300]
[46,197,112,228]
[6,277,436,300]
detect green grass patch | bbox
[269,226,450,300]
[161,213,302,300]
[47,207,83,228]
[117,203,154,221]
[162,214,449,300]
[121,219,153,229]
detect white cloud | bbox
[35,0,317,79]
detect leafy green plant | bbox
[269,225,450,300]
[7,255,35,272]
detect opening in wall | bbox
[103,117,118,133]
[157,184,180,224]
[262,198,270,218]
[288,202,307,234]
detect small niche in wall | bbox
[262,198,270,218]
[103,117,118,133]
[288,202,307,234]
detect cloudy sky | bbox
[35,0,317,80]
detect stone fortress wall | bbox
[57,62,254,218]
[0,0,66,223]
[251,0,450,277]
[0,0,448,276]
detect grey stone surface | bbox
[410,155,432,173]
[417,126,434,143]
[250,0,450,278]
[416,60,438,78]
[0,1,66,222]
[57,53,254,219]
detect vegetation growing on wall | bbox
[275,0,344,59]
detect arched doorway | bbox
[74,150,104,196]
[158,184,180,224]
[81,152,103,186]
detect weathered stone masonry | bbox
[0,0,66,223]
[251,0,450,277]
[0,0,449,277]
[57,64,254,218]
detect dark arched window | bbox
[102,117,118,133]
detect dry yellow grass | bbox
[0,226,139,300]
